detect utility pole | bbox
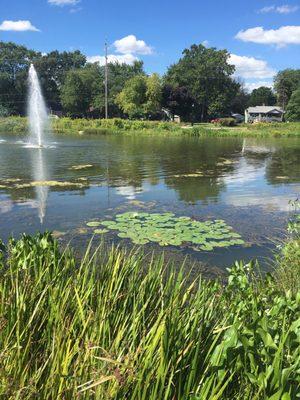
[104,40,108,119]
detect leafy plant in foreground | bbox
[0,232,299,399]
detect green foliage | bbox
[92,60,145,117]
[0,104,10,117]
[144,73,162,115]
[61,64,101,117]
[0,41,86,115]
[164,44,239,121]
[275,201,300,294]
[217,117,236,127]
[0,41,39,115]
[86,212,244,249]
[116,75,148,118]
[249,86,276,107]
[0,231,299,399]
[116,74,163,118]
[274,69,300,109]
[285,89,300,121]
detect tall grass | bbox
[1,116,300,137]
[0,231,300,399]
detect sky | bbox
[0,0,300,91]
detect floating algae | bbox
[12,180,86,189]
[69,164,93,170]
[86,212,245,251]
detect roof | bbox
[247,106,284,114]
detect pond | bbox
[0,133,299,276]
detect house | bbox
[245,106,284,123]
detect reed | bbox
[0,230,299,399]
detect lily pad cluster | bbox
[86,212,244,251]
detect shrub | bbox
[218,117,236,127]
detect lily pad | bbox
[94,229,108,234]
[86,221,102,227]
[85,212,245,252]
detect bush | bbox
[218,117,236,127]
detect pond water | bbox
[0,133,299,276]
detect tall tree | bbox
[161,85,195,121]
[248,86,276,107]
[274,69,300,109]
[92,60,145,117]
[0,41,40,115]
[35,50,86,111]
[144,73,162,115]
[61,64,101,117]
[285,89,300,121]
[230,84,250,114]
[116,73,163,119]
[115,75,148,118]
[164,44,237,121]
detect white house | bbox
[245,106,284,123]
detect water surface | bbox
[0,133,299,275]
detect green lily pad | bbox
[84,212,244,251]
[94,229,109,234]
[86,221,102,227]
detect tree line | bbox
[1,41,300,121]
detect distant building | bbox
[245,106,284,123]
[231,113,244,123]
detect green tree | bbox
[116,74,163,118]
[115,75,148,118]
[92,60,145,117]
[0,41,40,115]
[35,50,86,111]
[164,44,237,121]
[274,69,300,109]
[249,86,276,107]
[285,89,300,121]
[161,85,195,121]
[144,73,162,115]
[230,84,250,114]
[61,64,101,117]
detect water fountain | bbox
[28,64,50,147]
[27,64,51,223]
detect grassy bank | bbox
[0,225,299,399]
[1,116,300,137]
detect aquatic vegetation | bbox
[87,212,244,250]
[86,221,102,227]
[0,232,299,399]
[94,228,109,234]
[69,164,93,170]
[0,179,87,189]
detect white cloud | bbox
[236,25,300,47]
[0,20,40,32]
[259,4,299,14]
[202,40,209,47]
[229,54,275,79]
[276,4,299,13]
[87,53,138,65]
[48,0,80,5]
[244,81,274,92]
[114,35,153,55]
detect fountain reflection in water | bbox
[27,64,51,223]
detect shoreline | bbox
[1,116,300,137]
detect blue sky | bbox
[1,0,300,91]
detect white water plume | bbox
[28,64,50,147]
